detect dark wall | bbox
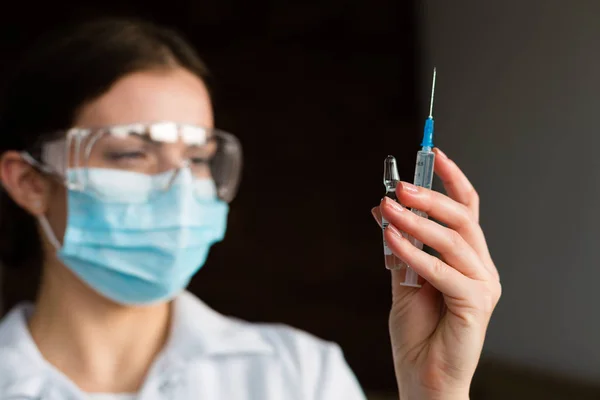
[420,0,600,388]
[0,1,419,392]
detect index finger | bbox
[433,148,479,222]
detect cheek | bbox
[46,184,68,243]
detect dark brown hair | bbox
[0,17,210,272]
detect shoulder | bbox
[0,304,48,394]
[173,291,345,364]
[238,320,365,399]
[172,292,366,399]
[250,321,344,373]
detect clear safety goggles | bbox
[22,122,243,203]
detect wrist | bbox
[395,367,472,400]
[397,382,470,400]
[398,392,469,400]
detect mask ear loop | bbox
[19,153,63,251]
[38,213,62,251]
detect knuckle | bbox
[446,228,464,249]
[430,257,447,280]
[457,204,473,224]
[494,281,502,302]
[470,187,480,204]
[468,188,480,212]
[457,307,482,328]
[478,282,501,313]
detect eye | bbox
[106,151,148,161]
[186,137,217,165]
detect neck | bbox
[28,261,171,394]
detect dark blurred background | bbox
[1,1,600,399]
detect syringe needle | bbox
[422,67,436,149]
[428,67,437,118]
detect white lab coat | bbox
[0,291,367,399]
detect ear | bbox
[0,151,52,216]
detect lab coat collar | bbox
[163,291,275,361]
[0,291,274,399]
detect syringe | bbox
[401,67,437,287]
[381,155,407,271]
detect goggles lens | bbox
[30,122,242,202]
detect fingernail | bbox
[401,182,419,194]
[434,148,448,160]
[371,207,380,222]
[382,196,404,212]
[386,224,404,238]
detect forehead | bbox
[73,68,213,129]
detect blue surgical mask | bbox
[39,168,228,305]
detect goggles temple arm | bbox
[20,152,55,175]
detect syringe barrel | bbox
[411,148,436,236]
[400,148,436,288]
[414,148,435,190]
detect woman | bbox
[0,18,500,399]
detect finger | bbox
[432,148,479,222]
[432,149,498,279]
[394,183,491,266]
[371,206,383,228]
[381,197,487,280]
[384,224,471,299]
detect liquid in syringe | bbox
[401,67,438,288]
